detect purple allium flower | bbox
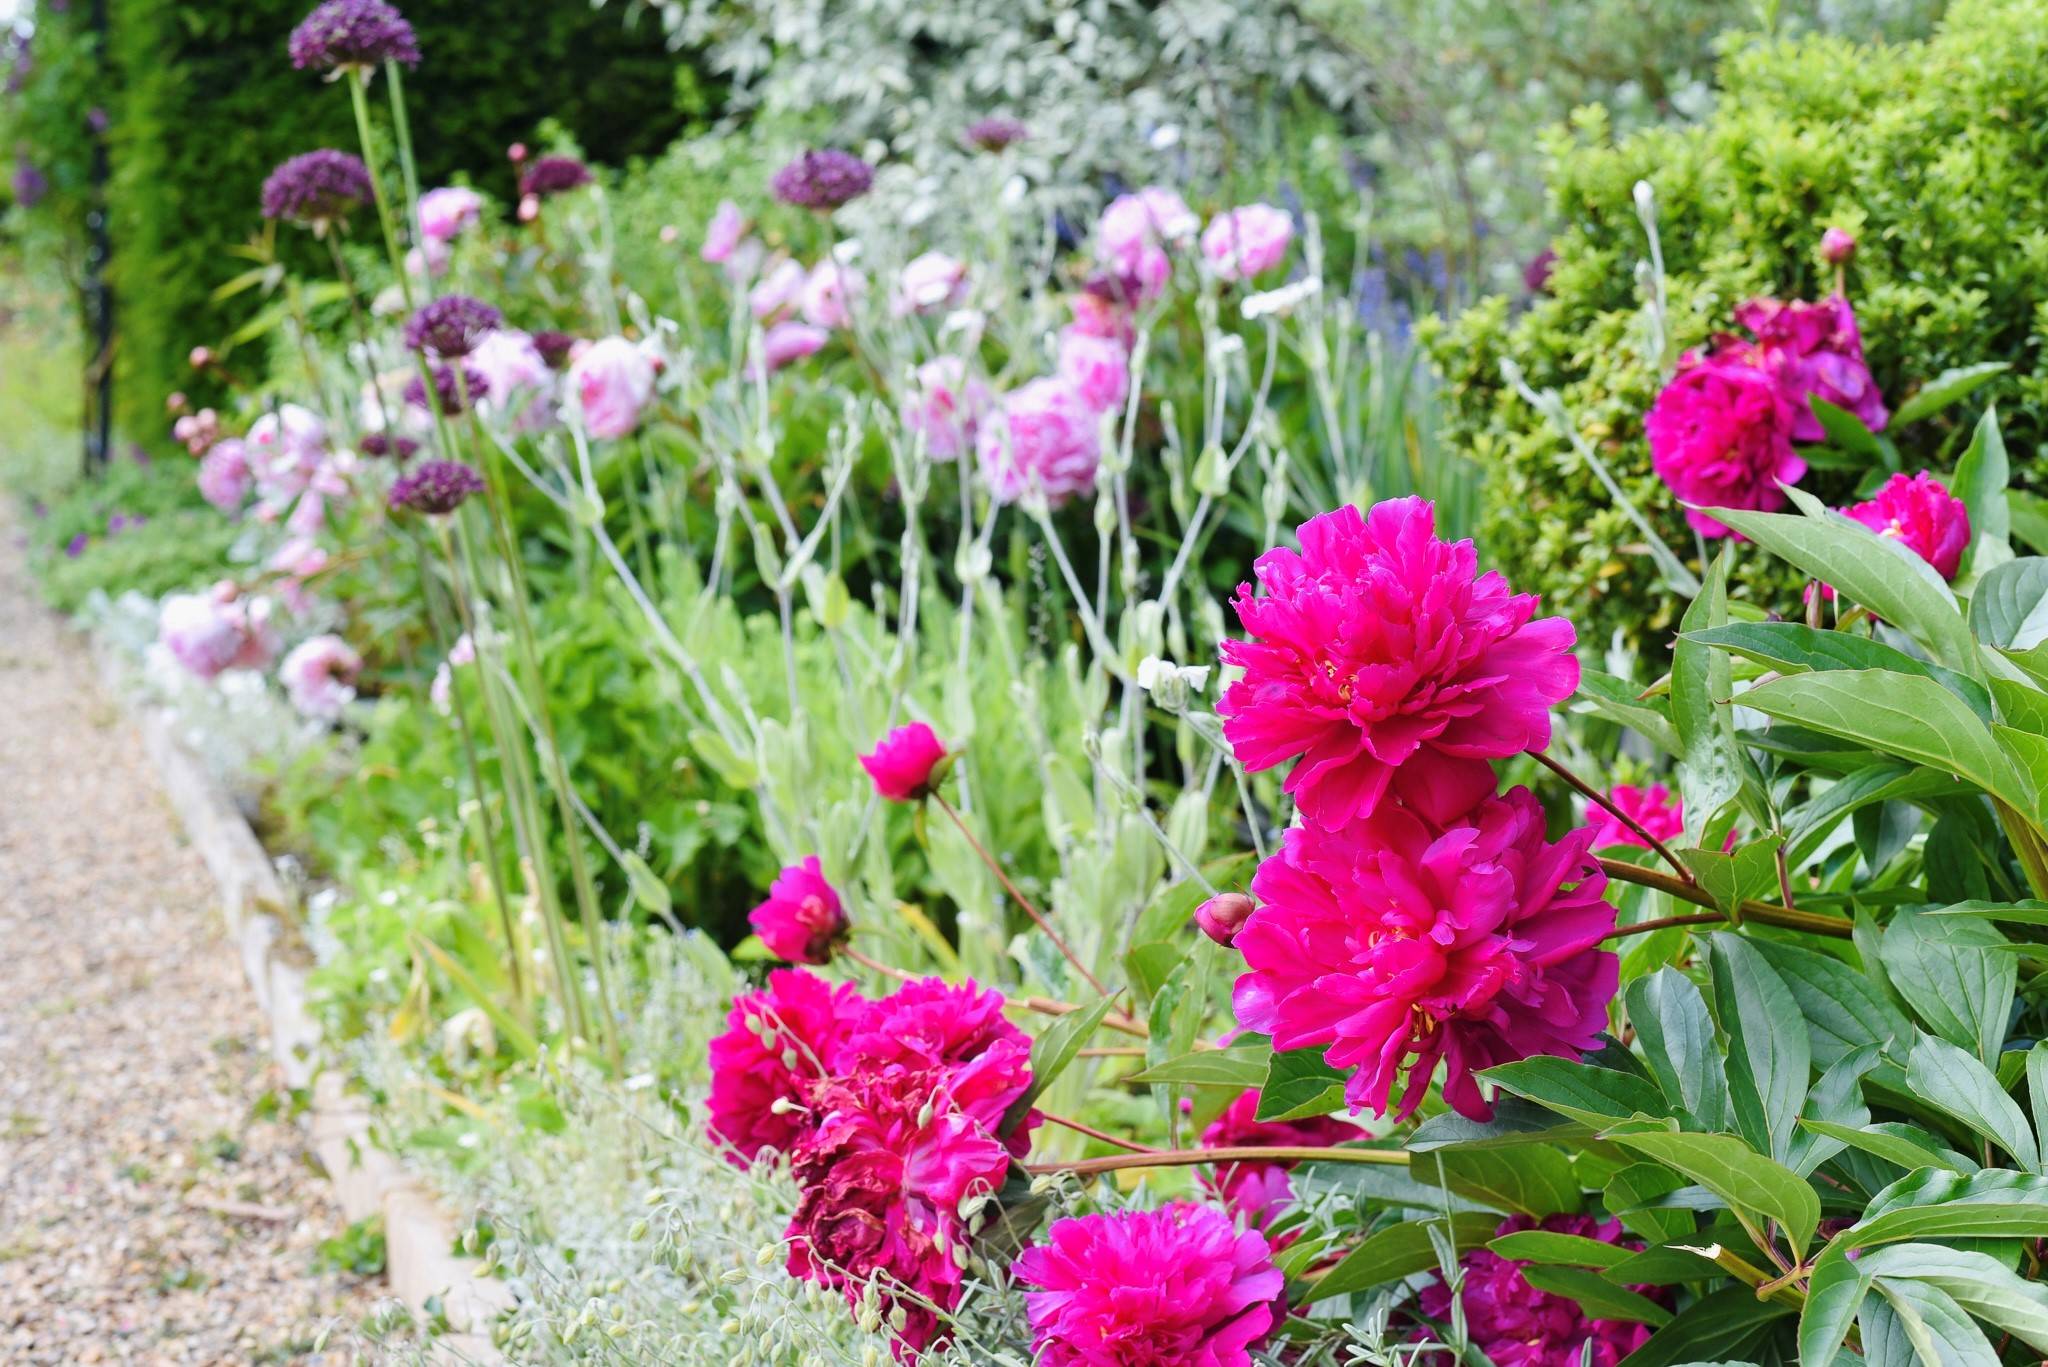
[403,294,502,358]
[388,458,485,515]
[12,156,47,208]
[964,116,1029,152]
[64,532,88,558]
[770,149,873,211]
[288,0,420,72]
[529,329,576,370]
[404,363,489,416]
[261,150,373,229]
[358,433,419,460]
[518,156,592,200]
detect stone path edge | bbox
[85,628,510,1364]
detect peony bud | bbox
[189,346,213,369]
[1820,226,1856,265]
[1194,893,1256,946]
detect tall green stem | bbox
[345,70,415,315]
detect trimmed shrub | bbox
[1426,0,2048,646]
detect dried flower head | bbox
[260,150,373,230]
[288,0,420,72]
[402,294,503,358]
[387,458,485,515]
[770,149,874,211]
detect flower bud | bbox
[1820,226,1856,265]
[1194,892,1256,946]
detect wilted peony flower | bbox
[518,155,592,200]
[196,438,253,513]
[1736,295,1887,440]
[1055,327,1130,413]
[860,722,946,801]
[416,186,482,242]
[1646,343,1805,538]
[404,363,489,416]
[402,294,502,358]
[706,968,866,1164]
[388,458,485,515]
[1844,470,1971,580]
[760,320,829,373]
[1419,1215,1657,1367]
[1194,893,1256,947]
[748,856,848,964]
[976,377,1102,506]
[1199,1089,1363,1230]
[279,634,362,719]
[288,0,420,72]
[1015,1204,1284,1367]
[901,357,990,462]
[1233,786,1617,1120]
[893,251,970,316]
[700,199,745,264]
[260,150,373,231]
[565,337,656,438]
[1587,783,1685,851]
[1201,203,1294,282]
[964,115,1029,151]
[159,583,280,680]
[799,259,864,329]
[1820,226,1857,265]
[1218,498,1578,829]
[770,148,873,211]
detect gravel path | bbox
[0,508,375,1363]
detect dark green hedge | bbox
[1425,0,2048,648]
[108,0,705,443]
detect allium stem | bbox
[1028,1144,1409,1179]
[1040,1111,1162,1153]
[1597,858,1852,939]
[345,69,415,314]
[932,790,1110,997]
[1532,749,1693,882]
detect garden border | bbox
[86,630,511,1363]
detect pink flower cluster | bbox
[1220,498,1614,1120]
[706,970,1038,1360]
[159,582,281,680]
[1419,1215,1659,1367]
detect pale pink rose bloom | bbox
[279,633,362,719]
[1200,203,1294,281]
[893,251,969,316]
[761,321,829,373]
[750,258,806,321]
[800,260,865,329]
[701,200,746,263]
[417,186,484,242]
[566,337,659,439]
[1056,328,1130,413]
[901,357,991,462]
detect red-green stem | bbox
[1029,1145,1410,1178]
[931,791,1110,997]
[1533,749,1693,883]
[1598,857,1852,939]
[1041,1111,1162,1153]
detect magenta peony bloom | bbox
[1015,1203,1285,1367]
[1645,344,1805,539]
[760,320,829,373]
[279,633,362,719]
[260,150,372,230]
[387,458,484,515]
[518,155,592,200]
[403,295,502,359]
[1845,470,1970,580]
[901,357,990,462]
[565,337,657,438]
[1056,328,1130,414]
[707,968,866,1164]
[1820,227,1857,265]
[748,856,848,965]
[839,976,1039,1149]
[892,250,970,316]
[159,583,280,680]
[770,149,873,211]
[196,438,253,513]
[1199,1089,1364,1231]
[1233,787,1617,1120]
[1201,204,1294,282]
[860,722,947,802]
[976,377,1102,505]
[288,0,419,71]
[1587,782,1685,851]
[416,186,482,242]
[1194,893,1256,947]
[1218,498,1578,830]
[1736,295,1888,441]
[700,199,745,264]
[1419,1215,1657,1367]
[799,259,864,329]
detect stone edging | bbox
[88,632,510,1362]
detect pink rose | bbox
[799,259,864,329]
[196,438,252,513]
[1095,186,1194,304]
[566,337,658,439]
[859,722,946,801]
[416,186,483,243]
[1200,203,1293,282]
[159,582,279,681]
[279,633,362,719]
[976,378,1102,506]
[1646,344,1806,538]
[1055,327,1130,413]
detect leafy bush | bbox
[1429,0,2048,645]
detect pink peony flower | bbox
[701,199,745,264]
[707,967,866,1164]
[748,856,848,964]
[1015,1203,1285,1367]
[1201,203,1294,282]
[761,320,830,373]
[800,259,864,330]
[750,258,807,321]
[1845,470,1970,580]
[1587,783,1685,851]
[1820,227,1856,265]
[468,329,557,427]
[416,186,483,242]
[1645,344,1806,539]
[1056,328,1130,414]
[976,377,1102,505]
[196,438,252,513]
[860,722,947,801]
[1218,498,1578,830]
[1419,1215,1657,1367]
[1233,787,1617,1120]
[838,976,1038,1150]
[1736,295,1887,440]
[247,403,331,508]
[159,583,279,680]
[566,337,658,439]
[1199,1089,1363,1231]
[901,357,991,462]
[1069,286,1135,348]
[893,250,970,316]
[1096,187,1194,306]
[278,633,362,719]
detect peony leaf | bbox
[1125,1046,1268,1090]
[1298,1213,1497,1304]
[1853,1168,2048,1246]
[1519,1265,1672,1326]
[1411,1145,1579,1217]
[1480,1056,1670,1128]
[1625,968,1730,1132]
[1796,1119,1978,1176]
[1901,1035,2038,1172]
[1951,405,2012,561]
[1406,1096,1592,1152]
[1620,1286,1795,1367]
[1674,548,1743,843]
[1606,1130,1820,1256]
[1869,1276,2000,1367]
[1256,1046,1351,1123]
[1685,622,1991,721]
[1486,1230,1631,1268]
[1891,361,2011,427]
[1859,1243,2048,1354]
[1881,909,2014,1065]
[1969,558,2048,651]
[1745,938,1911,1069]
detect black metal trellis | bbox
[82,0,112,474]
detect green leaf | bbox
[1257,1047,1350,1123]
[1487,1230,1632,1268]
[1520,1266,1672,1326]
[1786,1046,1880,1178]
[1970,558,2048,651]
[1708,505,1978,673]
[1686,622,1987,721]
[1128,852,1256,948]
[1412,1146,1579,1217]
[686,727,760,788]
[1626,968,1731,1131]
[1481,1056,1669,1128]
[1407,1097,1592,1151]
[1891,362,2011,427]
[1800,1240,1874,1366]
[1708,935,1810,1163]
[1607,1130,1820,1256]
[1952,405,2012,558]
[1798,1119,1975,1176]
[1881,909,2015,1064]
[2011,491,2048,557]
[1125,1048,1269,1090]
[1859,1243,2048,1354]
[1605,1162,1695,1244]
[1747,938,1911,1069]
[1810,397,1888,461]
[1903,1034,2039,1170]
[1870,1276,2000,1367]
[1675,550,1743,843]
[1621,1286,1795,1367]
[1852,1168,2048,1247]
[1577,669,1682,755]
[1004,996,1117,1133]
[1740,672,2023,808]
[1680,840,1782,918]
[1600,1243,1723,1284]
[1299,1213,1498,1303]
[1785,767,1968,866]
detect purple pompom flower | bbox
[404,363,489,416]
[358,433,419,460]
[518,156,592,200]
[529,329,577,369]
[261,150,374,232]
[388,459,485,515]
[403,294,502,359]
[964,116,1029,152]
[770,150,873,211]
[289,0,420,72]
